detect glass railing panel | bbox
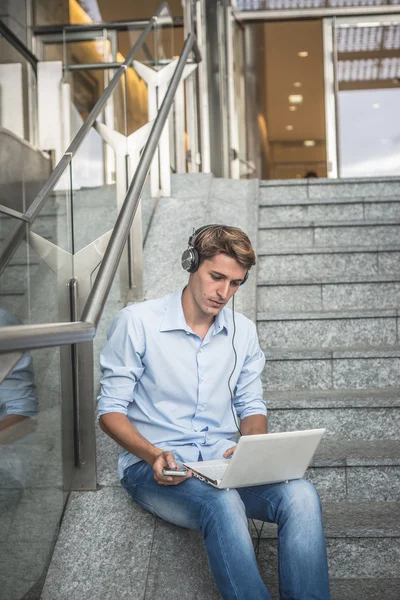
[68,73,126,256]
[0,212,30,325]
[0,343,66,600]
[10,167,74,325]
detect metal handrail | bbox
[33,16,184,35]
[0,19,39,74]
[0,32,201,354]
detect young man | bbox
[97,225,330,600]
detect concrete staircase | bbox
[256,177,400,597]
[39,174,400,599]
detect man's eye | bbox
[211,274,222,281]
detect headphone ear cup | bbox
[181,247,199,273]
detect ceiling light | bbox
[286,125,294,131]
[298,51,308,58]
[372,103,380,109]
[304,140,316,147]
[289,106,297,112]
[293,82,302,88]
[289,94,303,104]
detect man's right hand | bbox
[152,450,192,486]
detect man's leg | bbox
[122,461,272,600]
[238,479,330,600]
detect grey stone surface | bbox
[304,467,347,501]
[257,284,323,313]
[322,282,400,311]
[144,518,220,600]
[329,578,400,600]
[347,467,400,501]
[258,316,397,348]
[259,227,313,249]
[265,387,400,409]
[333,357,400,389]
[307,179,400,200]
[315,224,400,247]
[267,407,399,440]
[379,251,400,275]
[262,358,332,391]
[170,172,213,198]
[258,251,381,281]
[312,439,400,467]
[40,488,156,600]
[259,183,308,202]
[365,201,400,220]
[326,537,400,577]
[259,203,363,225]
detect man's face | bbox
[188,253,247,317]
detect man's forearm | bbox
[99,412,163,465]
[240,414,268,435]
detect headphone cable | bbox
[228,295,264,558]
[228,294,241,437]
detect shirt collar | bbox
[160,288,229,335]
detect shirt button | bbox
[207,436,211,441]
[200,376,204,381]
[199,349,202,353]
[186,331,190,335]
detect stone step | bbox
[259,346,400,391]
[266,387,400,409]
[253,500,400,538]
[260,177,400,202]
[267,406,398,440]
[259,199,400,225]
[257,309,399,348]
[259,219,400,249]
[40,488,400,600]
[260,577,400,600]
[258,246,400,281]
[257,278,400,312]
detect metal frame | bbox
[235,6,400,21]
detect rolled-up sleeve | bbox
[97,308,145,418]
[233,322,266,420]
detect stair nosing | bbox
[257,273,400,286]
[258,218,400,230]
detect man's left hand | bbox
[223,446,237,458]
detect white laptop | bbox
[183,429,325,489]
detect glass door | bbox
[331,15,400,178]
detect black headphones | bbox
[181,224,249,285]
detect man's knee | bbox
[281,478,322,517]
[201,489,248,532]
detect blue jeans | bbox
[122,461,330,600]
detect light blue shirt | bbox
[97,289,266,479]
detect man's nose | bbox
[217,281,230,299]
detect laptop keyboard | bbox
[195,463,228,481]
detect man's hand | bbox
[152,450,192,486]
[223,446,237,458]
